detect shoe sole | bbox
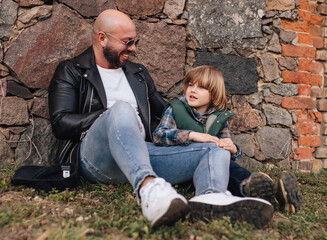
[276,171,302,213]
[246,172,279,210]
[189,199,274,229]
[151,198,191,228]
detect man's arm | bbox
[142,67,166,123]
[48,61,105,141]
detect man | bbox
[49,9,283,228]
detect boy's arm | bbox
[218,122,242,160]
[152,106,192,146]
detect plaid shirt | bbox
[153,95,242,160]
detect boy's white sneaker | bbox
[189,191,274,229]
[140,177,190,227]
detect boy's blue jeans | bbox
[79,101,245,200]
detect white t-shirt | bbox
[97,65,146,139]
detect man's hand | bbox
[188,131,219,144]
[217,138,237,155]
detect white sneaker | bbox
[140,178,190,227]
[189,191,274,229]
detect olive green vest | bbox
[168,99,235,137]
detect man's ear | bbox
[98,32,106,48]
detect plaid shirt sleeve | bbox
[218,121,242,161]
[152,106,192,146]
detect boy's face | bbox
[185,82,211,114]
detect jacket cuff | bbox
[231,143,242,161]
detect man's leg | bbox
[79,101,189,227]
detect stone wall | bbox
[1,0,326,172]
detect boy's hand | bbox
[188,131,219,144]
[217,138,237,155]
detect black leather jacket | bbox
[48,46,166,163]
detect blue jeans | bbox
[79,101,230,200]
[228,161,251,196]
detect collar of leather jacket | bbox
[68,46,154,141]
[70,46,146,109]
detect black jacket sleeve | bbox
[48,61,105,141]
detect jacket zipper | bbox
[80,87,94,141]
[58,140,71,164]
[144,80,153,142]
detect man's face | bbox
[103,45,124,69]
[102,29,136,69]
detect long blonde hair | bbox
[183,65,227,110]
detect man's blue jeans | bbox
[79,101,231,200]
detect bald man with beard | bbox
[49,9,275,228]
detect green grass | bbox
[0,163,326,239]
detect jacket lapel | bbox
[73,47,107,108]
[123,61,149,128]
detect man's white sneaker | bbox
[140,178,190,227]
[189,191,274,229]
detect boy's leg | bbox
[147,142,274,228]
[147,142,230,195]
[228,161,279,209]
[79,101,189,227]
[228,160,251,196]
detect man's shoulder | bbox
[124,60,146,71]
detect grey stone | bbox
[0,64,9,77]
[0,78,6,97]
[4,4,92,89]
[236,155,264,170]
[262,26,272,35]
[195,52,258,95]
[18,5,53,24]
[116,0,165,16]
[19,0,44,7]
[254,149,266,161]
[273,18,282,29]
[163,80,184,100]
[269,83,298,96]
[280,10,293,19]
[229,96,263,131]
[15,118,58,166]
[262,104,292,127]
[0,42,3,62]
[278,158,291,169]
[6,80,34,99]
[164,0,186,19]
[0,130,14,167]
[266,0,295,11]
[278,57,297,70]
[60,0,115,18]
[280,30,297,43]
[268,33,282,53]
[233,134,255,157]
[130,21,186,93]
[247,92,262,106]
[262,18,273,25]
[265,11,277,18]
[0,0,18,41]
[260,53,280,82]
[257,127,292,159]
[315,147,327,158]
[0,97,29,126]
[30,97,49,119]
[263,88,271,97]
[187,0,265,48]
[265,95,283,105]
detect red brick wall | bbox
[281,0,326,172]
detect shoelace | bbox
[142,179,176,206]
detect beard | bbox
[103,46,124,68]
